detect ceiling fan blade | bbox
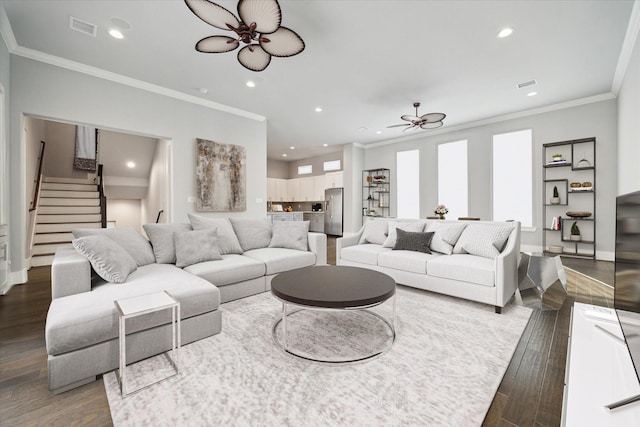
[402,125,417,132]
[420,112,446,123]
[185,0,239,31]
[387,124,410,128]
[238,44,271,71]
[238,0,281,34]
[401,115,419,122]
[261,26,305,57]
[420,121,444,129]
[196,35,239,53]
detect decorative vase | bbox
[570,235,581,241]
[550,197,560,205]
[438,214,445,220]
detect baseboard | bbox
[8,269,28,286]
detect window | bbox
[397,149,420,218]
[492,129,532,226]
[323,160,341,171]
[438,140,468,219]
[297,165,312,175]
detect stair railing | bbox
[98,164,107,228]
[155,210,164,223]
[29,141,46,212]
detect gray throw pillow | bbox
[188,214,243,255]
[229,218,272,251]
[143,223,192,264]
[72,235,137,283]
[393,229,434,254]
[174,229,223,268]
[269,221,310,251]
[72,227,155,267]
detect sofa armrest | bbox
[51,247,92,299]
[495,221,521,308]
[308,232,327,265]
[336,225,365,265]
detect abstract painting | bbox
[196,139,246,212]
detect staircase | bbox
[31,177,102,267]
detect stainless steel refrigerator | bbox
[324,188,343,236]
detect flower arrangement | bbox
[434,204,448,219]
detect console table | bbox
[562,303,640,425]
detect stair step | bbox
[42,182,98,191]
[37,214,102,224]
[33,243,72,255]
[43,177,96,185]
[31,254,55,267]
[35,222,102,233]
[39,198,100,206]
[34,232,74,244]
[38,205,101,215]
[40,190,99,199]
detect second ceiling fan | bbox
[388,102,446,132]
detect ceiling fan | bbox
[387,102,446,132]
[185,0,305,72]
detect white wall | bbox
[141,139,169,225]
[107,199,142,233]
[618,22,640,195]
[287,151,343,178]
[8,56,266,278]
[363,99,618,259]
[0,20,9,226]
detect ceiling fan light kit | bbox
[388,102,446,132]
[185,0,305,71]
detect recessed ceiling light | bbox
[376,130,382,134]
[527,91,538,97]
[282,154,287,157]
[497,27,514,38]
[323,144,328,147]
[314,107,322,112]
[109,29,124,39]
[290,146,295,150]
[110,17,132,31]
[126,161,136,168]
[246,81,256,88]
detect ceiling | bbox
[3,1,637,161]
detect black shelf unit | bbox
[542,137,596,259]
[362,168,390,222]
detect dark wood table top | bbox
[271,265,396,309]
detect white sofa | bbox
[337,218,520,313]
[46,216,327,393]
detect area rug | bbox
[104,287,532,426]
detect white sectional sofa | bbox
[337,218,520,313]
[46,216,326,393]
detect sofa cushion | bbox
[340,244,391,266]
[269,221,310,251]
[359,218,389,245]
[143,222,192,264]
[425,222,467,255]
[427,254,495,287]
[243,248,316,275]
[174,229,223,268]
[72,227,155,267]
[184,254,266,286]
[45,264,220,356]
[382,221,426,248]
[229,218,272,251]
[188,214,243,255]
[378,250,441,274]
[452,223,513,259]
[72,235,137,283]
[393,229,434,253]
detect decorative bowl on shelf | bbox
[576,158,591,168]
[547,245,564,254]
[566,211,592,218]
[570,182,582,188]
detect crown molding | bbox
[0,4,17,51]
[612,0,640,94]
[9,45,266,122]
[362,92,616,150]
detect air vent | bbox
[516,79,537,89]
[69,16,97,37]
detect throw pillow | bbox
[382,221,426,248]
[72,227,155,267]
[425,222,467,255]
[393,229,434,253]
[143,223,192,264]
[453,224,513,259]
[269,221,310,251]
[174,229,223,268]
[229,218,272,251]
[72,235,137,283]
[188,214,243,255]
[358,218,389,245]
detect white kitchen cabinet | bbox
[275,179,288,201]
[325,171,343,189]
[287,178,300,201]
[313,176,326,201]
[299,177,314,201]
[267,178,277,202]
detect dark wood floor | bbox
[0,241,614,426]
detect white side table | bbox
[114,291,180,397]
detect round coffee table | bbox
[271,265,396,363]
